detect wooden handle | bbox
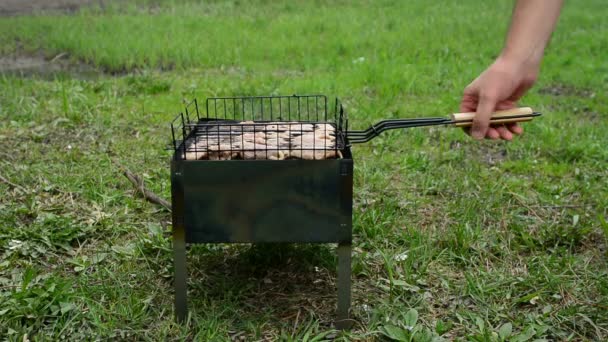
[451,107,535,127]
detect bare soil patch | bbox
[0,53,101,78]
[538,84,596,98]
[0,0,105,16]
[450,140,508,166]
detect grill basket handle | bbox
[346,107,540,144]
[451,107,538,127]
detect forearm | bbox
[462,1,563,140]
[500,0,563,68]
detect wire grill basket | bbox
[170,95,348,161]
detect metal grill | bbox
[167,94,541,329]
[170,95,348,161]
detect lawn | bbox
[0,0,607,340]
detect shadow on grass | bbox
[185,243,340,328]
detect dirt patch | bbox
[579,111,602,121]
[538,84,596,98]
[0,53,103,79]
[185,244,340,335]
[0,0,105,16]
[450,141,508,166]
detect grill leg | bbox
[174,226,187,322]
[335,242,352,330]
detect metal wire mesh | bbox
[171,95,347,160]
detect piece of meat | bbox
[315,123,335,132]
[183,137,213,160]
[243,149,286,160]
[241,141,269,150]
[241,132,267,145]
[287,149,339,160]
[264,132,292,142]
[264,133,291,146]
[205,150,237,160]
[277,123,314,132]
[290,132,335,150]
[184,149,208,160]
[264,124,279,131]
[268,151,287,160]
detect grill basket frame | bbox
[171,95,349,161]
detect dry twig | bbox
[0,174,25,191]
[113,162,171,211]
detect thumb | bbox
[471,94,496,140]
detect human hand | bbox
[460,56,539,140]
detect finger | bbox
[460,91,478,112]
[495,125,513,140]
[507,123,523,135]
[495,100,517,110]
[486,127,500,140]
[471,93,496,140]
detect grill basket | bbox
[170,95,348,161]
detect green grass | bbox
[1,0,607,340]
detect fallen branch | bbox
[50,52,68,63]
[0,174,25,191]
[115,163,171,211]
[534,204,584,209]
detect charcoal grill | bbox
[169,94,540,329]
